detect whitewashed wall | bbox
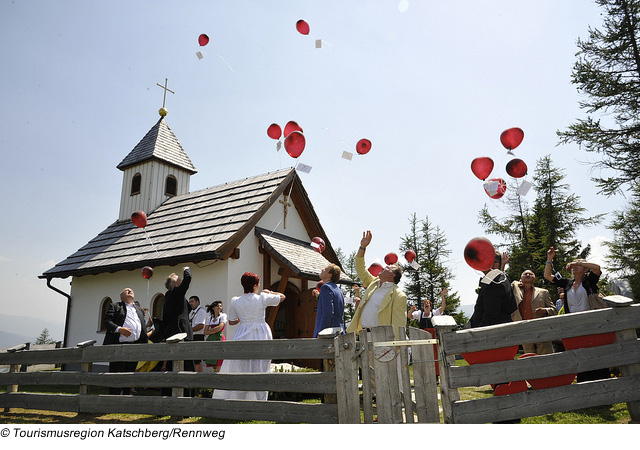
[67,191,313,346]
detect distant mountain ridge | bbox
[0,313,64,348]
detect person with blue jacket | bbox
[313,263,345,337]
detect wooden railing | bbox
[433,299,640,424]
[0,327,441,424]
[1,336,349,423]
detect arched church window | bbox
[152,293,165,321]
[99,297,112,332]
[131,173,141,196]
[165,175,177,196]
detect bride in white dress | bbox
[212,272,285,401]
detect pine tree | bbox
[606,183,640,297]
[557,0,640,195]
[34,328,56,345]
[399,213,466,325]
[530,155,604,278]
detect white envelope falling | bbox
[342,151,353,161]
[483,180,501,197]
[297,163,312,174]
[517,180,533,196]
[196,51,205,60]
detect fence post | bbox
[616,328,640,422]
[77,340,96,396]
[407,327,439,423]
[335,332,360,423]
[358,329,375,423]
[431,315,460,424]
[370,325,403,423]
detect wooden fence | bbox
[0,327,439,424]
[5,301,638,424]
[433,299,640,424]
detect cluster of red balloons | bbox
[267,121,306,158]
[365,249,418,277]
[470,127,528,200]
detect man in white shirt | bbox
[103,287,147,394]
[346,231,407,339]
[189,295,208,372]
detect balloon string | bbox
[322,127,348,148]
[143,229,161,256]
[216,53,235,72]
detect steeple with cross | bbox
[156,78,175,117]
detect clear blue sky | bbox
[0,1,624,331]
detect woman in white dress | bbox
[212,272,285,401]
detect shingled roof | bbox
[255,227,352,283]
[40,168,343,280]
[116,117,197,174]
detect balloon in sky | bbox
[131,210,147,228]
[284,120,303,138]
[506,158,528,178]
[368,263,383,277]
[500,127,524,150]
[483,178,507,199]
[464,237,496,271]
[311,236,325,253]
[470,157,494,181]
[284,130,306,158]
[356,138,372,155]
[405,250,417,263]
[198,34,209,46]
[267,123,282,140]
[296,19,310,35]
[384,252,398,265]
[141,266,154,280]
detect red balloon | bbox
[284,130,306,158]
[267,123,282,140]
[405,250,416,262]
[506,158,528,178]
[464,237,496,271]
[131,210,147,228]
[356,138,372,155]
[311,236,325,253]
[296,19,310,35]
[483,178,507,199]
[284,120,303,138]
[141,266,154,280]
[368,263,383,277]
[500,127,524,150]
[471,157,494,181]
[316,281,324,290]
[384,252,398,265]
[198,34,209,46]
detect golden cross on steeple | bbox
[156,78,175,116]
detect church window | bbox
[165,175,177,196]
[99,297,112,332]
[152,294,165,320]
[130,173,141,196]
